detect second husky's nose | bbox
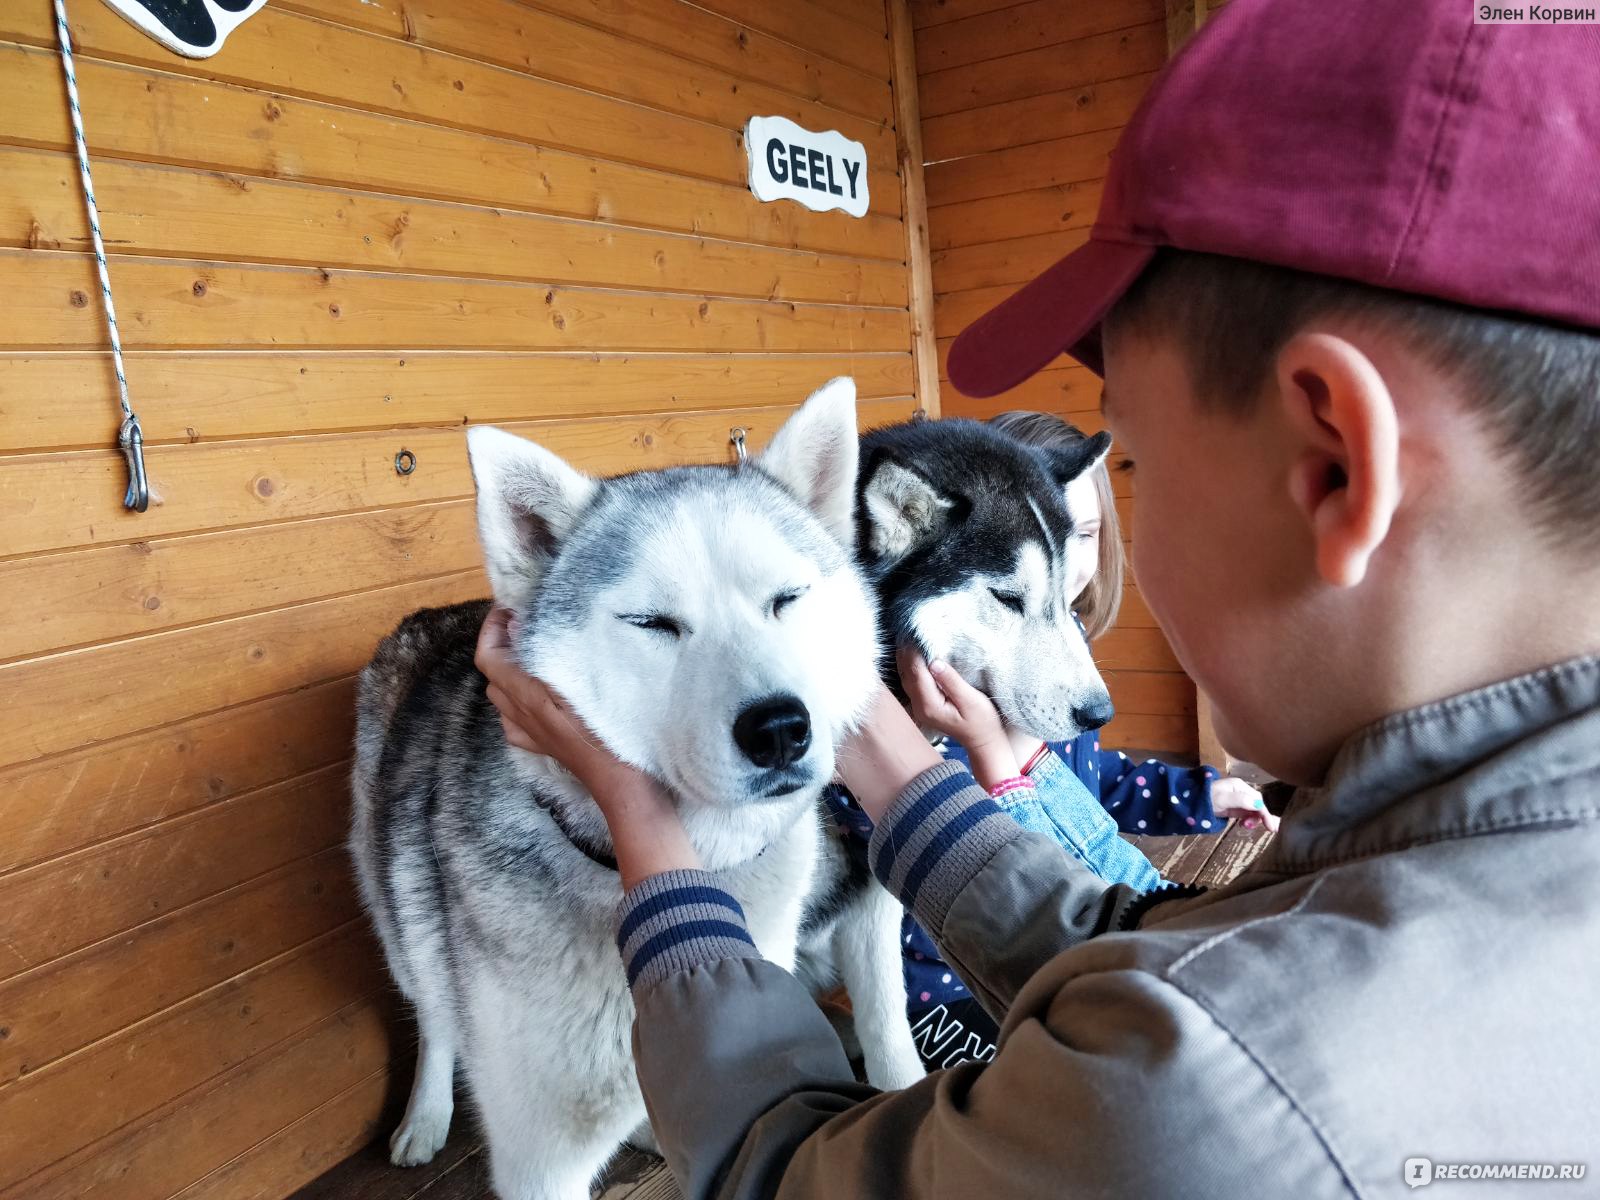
[1072,694,1115,732]
[733,695,812,769]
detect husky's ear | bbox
[860,454,955,564]
[1045,430,1113,486]
[757,376,859,545]
[466,425,598,609]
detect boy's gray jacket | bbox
[620,655,1599,1198]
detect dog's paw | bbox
[389,1104,451,1167]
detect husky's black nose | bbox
[733,695,812,769]
[1072,694,1115,732]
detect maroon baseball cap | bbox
[947,0,1600,395]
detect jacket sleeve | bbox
[620,762,1175,1197]
[1095,750,1221,835]
[621,811,1334,1200]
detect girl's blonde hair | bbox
[986,410,1125,641]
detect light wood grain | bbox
[918,22,1164,117]
[0,148,907,309]
[0,677,356,876]
[0,846,361,1084]
[0,926,383,1192]
[0,45,905,261]
[0,252,911,354]
[1,399,916,558]
[915,0,1164,73]
[6,975,391,1200]
[0,350,915,454]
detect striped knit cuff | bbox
[867,759,1023,938]
[616,869,759,992]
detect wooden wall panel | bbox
[0,0,922,1195]
[911,0,1201,757]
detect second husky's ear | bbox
[466,425,598,609]
[757,376,860,546]
[860,454,954,564]
[1044,430,1113,486]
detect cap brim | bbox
[947,238,1155,397]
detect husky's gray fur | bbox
[351,380,894,1200]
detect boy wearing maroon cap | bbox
[477,0,1599,1194]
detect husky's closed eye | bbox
[619,613,685,637]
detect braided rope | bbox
[54,0,149,512]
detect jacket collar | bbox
[1262,654,1600,874]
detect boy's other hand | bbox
[897,647,1020,790]
[1210,776,1280,832]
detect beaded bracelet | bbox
[987,776,1036,800]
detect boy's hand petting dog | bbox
[1210,776,1280,832]
[475,607,701,888]
[896,646,1022,791]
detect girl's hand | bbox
[475,608,700,887]
[896,647,1020,791]
[1210,776,1280,832]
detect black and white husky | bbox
[795,417,1116,1055]
[350,380,907,1200]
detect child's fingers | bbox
[925,658,987,718]
[897,646,957,725]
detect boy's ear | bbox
[860,453,955,564]
[1277,332,1401,588]
[466,425,599,610]
[1044,431,1112,486]
[757,376,860,546]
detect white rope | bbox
[54,0,149,511]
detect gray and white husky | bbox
[349,379,917,1200]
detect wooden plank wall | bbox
[909,0,1226,756]
[0,1,915,1195]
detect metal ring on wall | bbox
[394,448,417,476]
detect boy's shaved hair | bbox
[1106,250,1600,552]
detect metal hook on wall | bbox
[730,426,748,463]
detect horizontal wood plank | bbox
[0,846,360,1084]
[0,45,904,261]
[914,0,1164,73]
[1101,710,1196,755]
[1,252,912,354]
[2,4,898,206]
[0,676,356,876]
[918,22,1164,117]
[936,363,1102,419]
[0,501,480,663]
[1,398,915,558]
[927,178,1104,250]
[0,572,484,771]
[933,226,1091,297]
[165,1062,395,1200]
[1102,668,1197,717]
[26,1010,393,1200]
[926,126,1120,206]
[280,0,894,125]
[689,0,893,77]
[1096,624,1183,673]
[0,928,384,1194]
[1,149,907,309]
[910,0,1028,28]
[0,762,354,974]
[0,350,914,454]
[923,71,1154,162]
